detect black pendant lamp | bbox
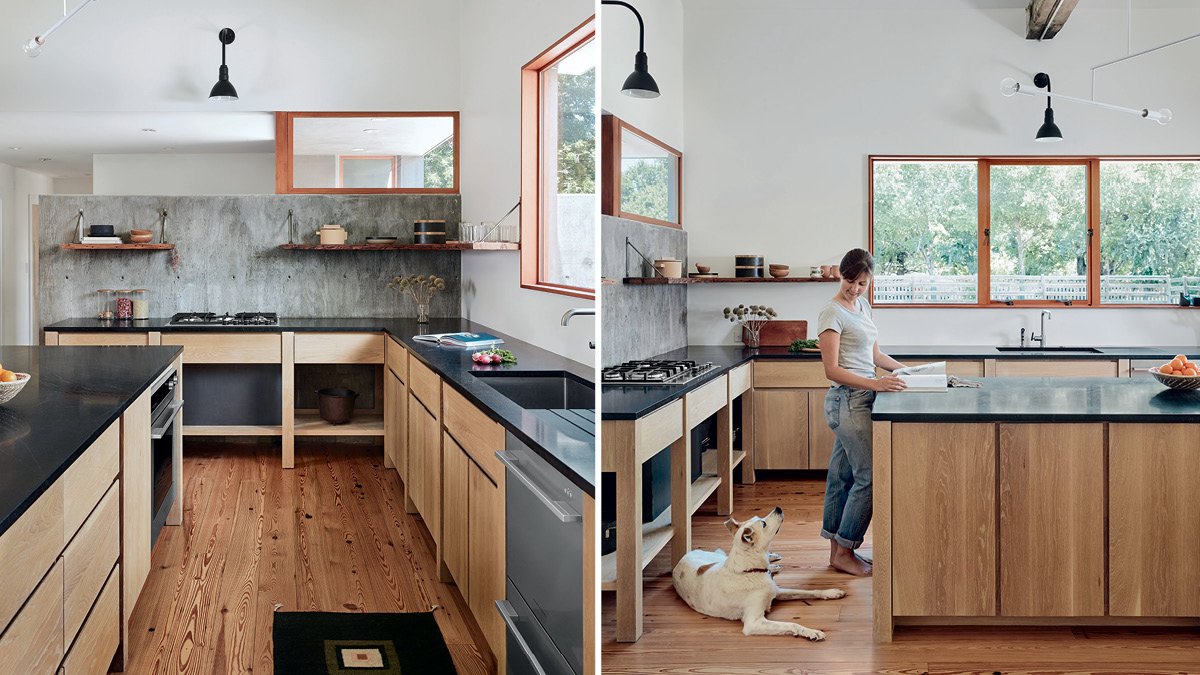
[602,1,660,99]
[208,28,239,101]
[1033,72,1062,142]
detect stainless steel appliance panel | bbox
[498,579,575,675]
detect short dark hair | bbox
[840,248,875,281]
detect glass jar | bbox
[130,289,149,320]
[114,290,133,319]
[97,289,115,320]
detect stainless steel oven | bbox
[149,366,182,546]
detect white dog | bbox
[672,507,845,640]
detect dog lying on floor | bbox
[671,507,845,640]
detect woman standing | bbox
[816,248,906,576]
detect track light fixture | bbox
[208,28,239,101]
[22,0,98,57]
[601,1,660,99]
[1001,71,1171,142]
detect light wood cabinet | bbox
[63,482,120,645]
[160,333,281,363]
[407,392,442,548]
[0,557,65,674]
[294,332,385,364]
[892,423,996,617]
[807,389,836,470]
[119,389,152,670]
[998,424,1104,616]
[62,423,119,543]
[408,356,441,414]
[1109,423,1200,617]
[384,368,407,474]
[753,361,828,388]
[443,384,505,478]
[992,359,1119,378]
[468,458,505,669]
[0,476,64,631]
[442,432,470,595]
[57,333,149,346]
[63,564,120,675]
[753,388,808,469]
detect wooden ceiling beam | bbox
[1026,0,1079,40]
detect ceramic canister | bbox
[653,258,682,278]
[734,255,764,278]
[414,220,446,245]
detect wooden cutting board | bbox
[743,320,808,347]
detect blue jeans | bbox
[820,385,876,550]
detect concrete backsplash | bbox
[39,195,462,326]
[601,215,688,367]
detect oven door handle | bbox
[495,450,581,523]
[151,400,184,440]
[495,600,551,675]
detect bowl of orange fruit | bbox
[0,366,30,405]
[1150,355,1200,391]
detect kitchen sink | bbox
[995,347,1103,354]
[472,370,595,409]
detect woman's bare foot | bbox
[830,541,872,576]
[855,548,873,565]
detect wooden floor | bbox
[115,441,493,675]
[601,475,1200,675]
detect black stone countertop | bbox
[601,344,1200,420]
[872,377,1200,422]
[46,318,596,496]
[0,345,181,537]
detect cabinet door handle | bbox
[495,600,550,675]
[495,450,582,523]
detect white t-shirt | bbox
[817,297,878,382]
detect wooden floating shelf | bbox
[294,413,385,436]
[62,243,175,250]
[281,242,518,251]
[624,276,839,284]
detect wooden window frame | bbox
[520,16,597,301]
[338,155,398,189]
[601,114,683,229]
[869,154,1200,309]
[275,111,459,194]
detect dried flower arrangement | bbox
[388,274,446,323]
[723,303,777,348]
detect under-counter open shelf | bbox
[294,413,385,436]
[62,243,175,250]
[624,276,838,284]
[281,242,517,251]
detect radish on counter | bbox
[472,347,517,364]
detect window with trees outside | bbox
[520,17,597,300]
[871,157,1200,307]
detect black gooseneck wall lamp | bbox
[208,28,239,101]
[602,1,660,99]
[1033,72,1062,142]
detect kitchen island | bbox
[871,377,1200,641]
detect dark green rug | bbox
[273,611,458,673]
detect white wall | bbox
[457,0,596,367]
[601,0,685,151]
[53,176,93,194]
[0,164,54,344]
[682,3,1200,347]
[92,154,275,195]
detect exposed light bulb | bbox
[22,37,42,57]
[1000,77,1020,97]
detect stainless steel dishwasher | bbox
[496,431,584,675]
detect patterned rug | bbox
[273,611,458,673]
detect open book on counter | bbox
[412,332,504,347]
[891,361,947,392]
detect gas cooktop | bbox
[167,312,278,327]
[601,359,718,386]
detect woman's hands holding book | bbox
[873,375,908,392]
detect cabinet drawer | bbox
[62,422,119,542]
[443,384,504,479]
[63,564,120,675]
[754,361,829,388]
[63,481,120,645]
[994,359,1118,378]
[442,433,470,595]
[58,333,148,346]
[686,374,728,425]
[386,336,409,382]
[161,333,281,363]
[753,389,808,469]
[0,557,64,674]
[295,332,385,364]
[409,356,441,416]
[728,363,752,398]
[0,478,64,630]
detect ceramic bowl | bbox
[1151,367,1200,391]
[366,237,398,245]
[695,264,711,274]
[130,232,154,243]
[0,373,31,405]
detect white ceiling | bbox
[292,116,452,156]
[0,111,275,178]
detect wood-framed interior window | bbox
[869,155,1200,308]
[520,16,597,300]
[275,111,458,194]
[601,114,682,229]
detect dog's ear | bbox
[741,527,755,545]
[723,517,740,534]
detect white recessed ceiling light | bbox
[38,157,51,161]
[351,148,366,152]
[141,128,156,132]
[362,128,380,133]
[8,146,19,150]
[162,147,175,151]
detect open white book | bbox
[890,361,948,392]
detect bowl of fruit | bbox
[1150,355,1200,391]
[0,368,31,405]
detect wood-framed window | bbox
[520,16,597,300]
[338,156,397,188]
[870,155,1200,308]
[601,114,682,229]
[275,111,458,194]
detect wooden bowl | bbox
[769,266,790,278]
[0,373,31,405]
[695,264,711,274]
[130,232,154,243]
[1150,367,1200,391]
